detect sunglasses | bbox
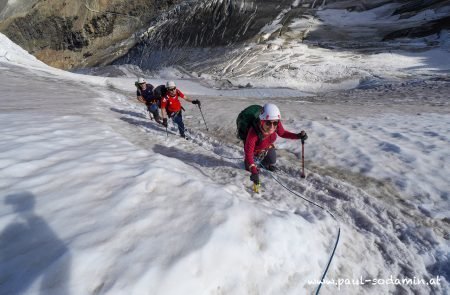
[168,87,176,91]
[264,120,279,127]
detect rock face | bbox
[117,0,450,72]
[136,0,293,48]
[0,0,182,69]
[117,0,306,68]
[1,0,449,70]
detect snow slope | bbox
[1,32,449,295]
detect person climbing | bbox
[241,103,308,185]
[160,81,201,139]
[135,77,162,124]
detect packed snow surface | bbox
[1,29,449,295]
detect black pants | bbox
[245,148,276,171]
[261,148,276,167]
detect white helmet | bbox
[166,81,176,88]
[138,77,146,84]
[259,103,281,121]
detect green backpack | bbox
[236,105,264,143]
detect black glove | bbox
[297,130,308,141]
[162,118,168,127]
[192,99,201,106]
[250,173,260,185]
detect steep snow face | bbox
[116,0,450,92]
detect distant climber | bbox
[160,81,201,139]
[135,77,162,124]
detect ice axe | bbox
[301,140,306,178]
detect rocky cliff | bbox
[0,0,182,69]
[117,0,450,72]
[1,0,449,70]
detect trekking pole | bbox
[197,105,209,131]
[301,140,306,178]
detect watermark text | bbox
[307,276,442,290]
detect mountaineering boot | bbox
[267,165,279,172]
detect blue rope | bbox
[316,228,340,295]
[260,163,341,295]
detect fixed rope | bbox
[260,163,341,295]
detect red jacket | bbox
[160,89,185,113]
[244,121,298,170]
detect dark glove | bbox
[162,118,168,127]
[297,130,308,141]
[250,173,260,185]
[192,99,201,106]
